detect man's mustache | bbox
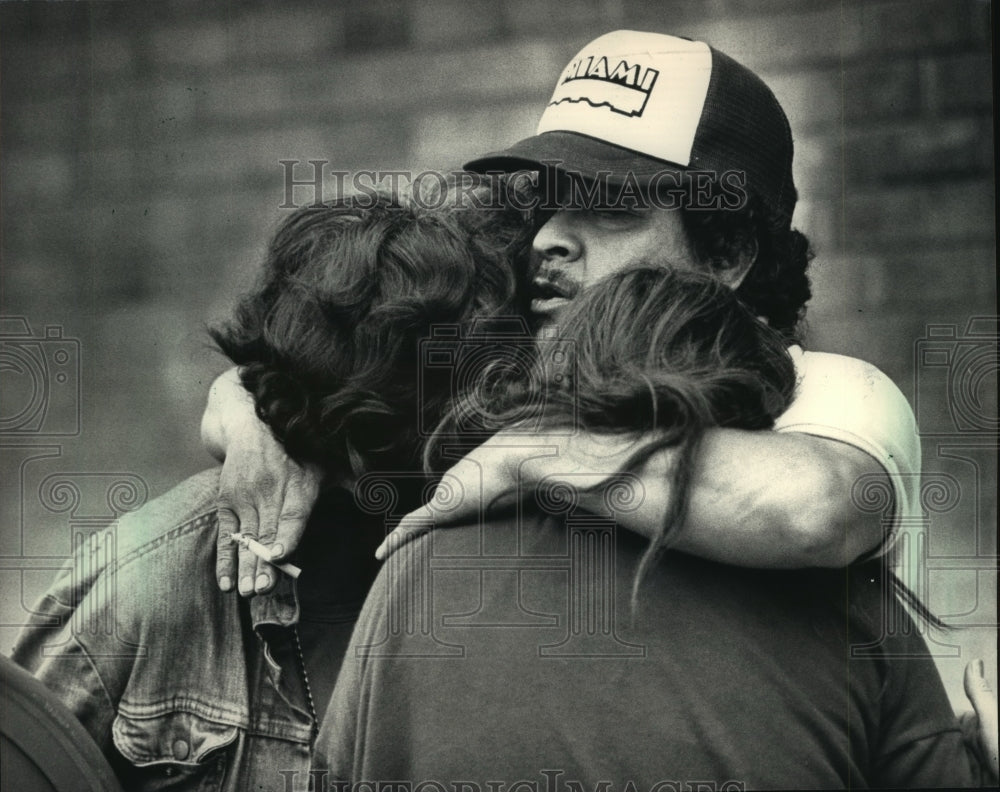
[529,266,580,300]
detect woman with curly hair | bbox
[11,192,531,792]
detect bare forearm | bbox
[391,425,893,570]
[619,428,888,568]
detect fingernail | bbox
[976,658,985,677]
[255,573,271,592]
[269,543,284,559]
[219,576,233,592]
[238,576,254,596]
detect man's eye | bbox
[588,208,643,223]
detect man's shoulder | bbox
[790,345,890,381]
[782,345,915,425]
[16,469,229,664]
[89,468,232,643]
[108,467,222,567]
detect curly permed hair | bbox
[680,185,813,342]
[210,192,530,480]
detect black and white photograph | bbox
[0,1,996,790]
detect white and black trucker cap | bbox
[466,30,797,222]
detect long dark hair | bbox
[210,192,530,480]
[428,266,798,603]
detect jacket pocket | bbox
[112,711,239,791]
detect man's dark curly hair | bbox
[679,183,813,342]
[210,192,529,480]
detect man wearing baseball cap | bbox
[376,28,917,569]
[204,29,916,590]
[311,30,996,788]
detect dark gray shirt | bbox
[317,512,982,789]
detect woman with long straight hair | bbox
[317,264,990,789]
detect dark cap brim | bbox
[464,131,686,184]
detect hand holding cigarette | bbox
[229,532,302,579]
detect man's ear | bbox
[716,237,758,289]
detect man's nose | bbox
[532,210,582,263]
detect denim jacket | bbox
[12,469,323,792]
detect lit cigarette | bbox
[229,532,302,579]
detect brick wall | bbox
[1,0,994,702]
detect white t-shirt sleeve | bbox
[773,346,921,549]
